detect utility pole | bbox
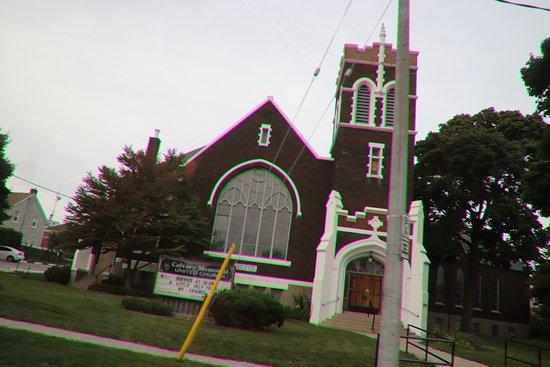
[377,0,410,366]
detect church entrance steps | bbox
[321,311,381,334]
[71,274,98,289]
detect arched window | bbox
[352,79,375,125]
[384,86,396,127]
[210,167,293,259]
[490,276,500,312]
[455,269,464,307]
[435,265,445,304]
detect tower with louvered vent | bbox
[330,26,419,213]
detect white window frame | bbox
[31,217,38,228]
[12,211,20,223]
[435,265,445,305]
[257,124,272,147]
[352,78,376,126]
[382,81,396,127]
[455,268,464,307]
[367,142,385,179]
[210,167,293,260]
[490,276,500,313]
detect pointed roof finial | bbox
[379,23,386,43]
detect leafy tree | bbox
[521,37,550,118]
[524,124,550,217]
[64,146,210,288]
[0,130,14,222]
[415,108,548,332]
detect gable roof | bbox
[7,192,31,207]
[186,96,332,165]
[7,191,49,222]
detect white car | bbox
[0,246,25,262]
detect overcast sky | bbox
[0,0,548,223]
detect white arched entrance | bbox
[333,238,387,315]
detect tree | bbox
[414,108,548,332]
[524,124,550,217]
[521,38,550,118]
[64,146,210,288]
[0,130,14,222]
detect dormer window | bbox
[258,124,272,147]
[367,142,384,178]
[384,85,396,127]
[352,78,376,125]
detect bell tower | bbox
[330,26,419,212]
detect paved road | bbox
[0,260,53,273]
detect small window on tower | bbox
[384,86,396,127]
[367,142,385,178]
[258,124,272,147]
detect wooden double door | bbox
[347,273,383,313]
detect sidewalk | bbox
[0,317,271,367]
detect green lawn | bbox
[0,327,208,367]
[449,335,550,367]
[0,273,387,367]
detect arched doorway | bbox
[344,254,384,313]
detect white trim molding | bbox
[207,158,303,216]
[234,273,313,290]
[257,123,272,147]
[203,250,292,267]
[352,77,377,126]
[367,142,385,179]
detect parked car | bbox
[0,246,25,262]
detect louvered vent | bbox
[385,87,396,126]
[355,84,371,124]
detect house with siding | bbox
[2,188,48,247]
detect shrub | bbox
[88,283,128,295]
[431,325,482,350]
[210,289,285,330]
[121,297,173,316]
[0,227,22,247]
[43,266,70,285]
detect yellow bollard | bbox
[177,244,236,360]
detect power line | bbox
[288,97,335,175]
[271,0,354,166]
[494,0,550,11]
[12,174,74,200]
[287,0,394,172]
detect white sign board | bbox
[154,257,234,301]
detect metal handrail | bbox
[94,264,112,284]
[505,338,549,367]
[404,325,455,366]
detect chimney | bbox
[30,188,38,195]
[146,129,161,160]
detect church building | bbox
[184,28,430,331]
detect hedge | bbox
[121,297,173,316]
[210,289,285,330]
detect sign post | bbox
[177,244,236,360]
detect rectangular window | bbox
[367,142,385,178]
[31,217,38,228]
[474,275,482,309]
[257,124,272,147]
[455,269,464,307]
[12,211,20,223]
[491,325,498,337]
[473,322,480,334]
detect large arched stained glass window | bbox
[210,167,293,259]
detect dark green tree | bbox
[415,108,548,332]
[524,124,550,217]
[521,37,550,118]
[0,131,14,222]
[64,146,210,288]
